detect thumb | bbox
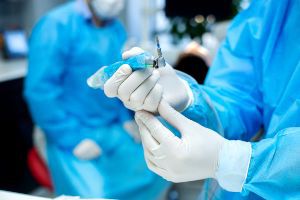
[122,47,145,60]
[158,99,190,133]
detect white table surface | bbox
[0,190,50,200]
[0,58,27,83]
[0,190,113,200]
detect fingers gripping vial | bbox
[87,36,166,89]
[87,52,154,89]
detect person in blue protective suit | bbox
[99,0,300,199]
[24,0,170,199]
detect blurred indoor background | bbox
[0,0,249,198]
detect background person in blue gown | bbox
[24,0,170,199]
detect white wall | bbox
[23,0,67,33]
[0,0,67,34]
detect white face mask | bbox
[91,0,124,20]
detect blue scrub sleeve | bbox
[25,16,97,150]
[180,54,263,141]
[182,0,266,141]
[179,0,300,197]
[244,128,300,199]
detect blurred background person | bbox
[24,0,169,199]
[175,41,211,84]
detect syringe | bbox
[87,52,154,89]
[87,36,166,89]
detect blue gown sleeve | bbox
[25,16,94,150]
[244,127,300,198]
[182,0,266,141]
[181,0,300,197]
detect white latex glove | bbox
[73,139,102,160]
[123,120,141,143]
[104,47,193,113]
[135,100,251,192]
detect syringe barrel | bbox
[87,53,153,89]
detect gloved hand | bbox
[135,100,226,182]
[104,47,193,113]
[73,139,102,160]
[135,100,252,191]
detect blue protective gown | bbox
[24,2,169,199]
[180,0,300,199]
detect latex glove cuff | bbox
[215,140,252,192]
